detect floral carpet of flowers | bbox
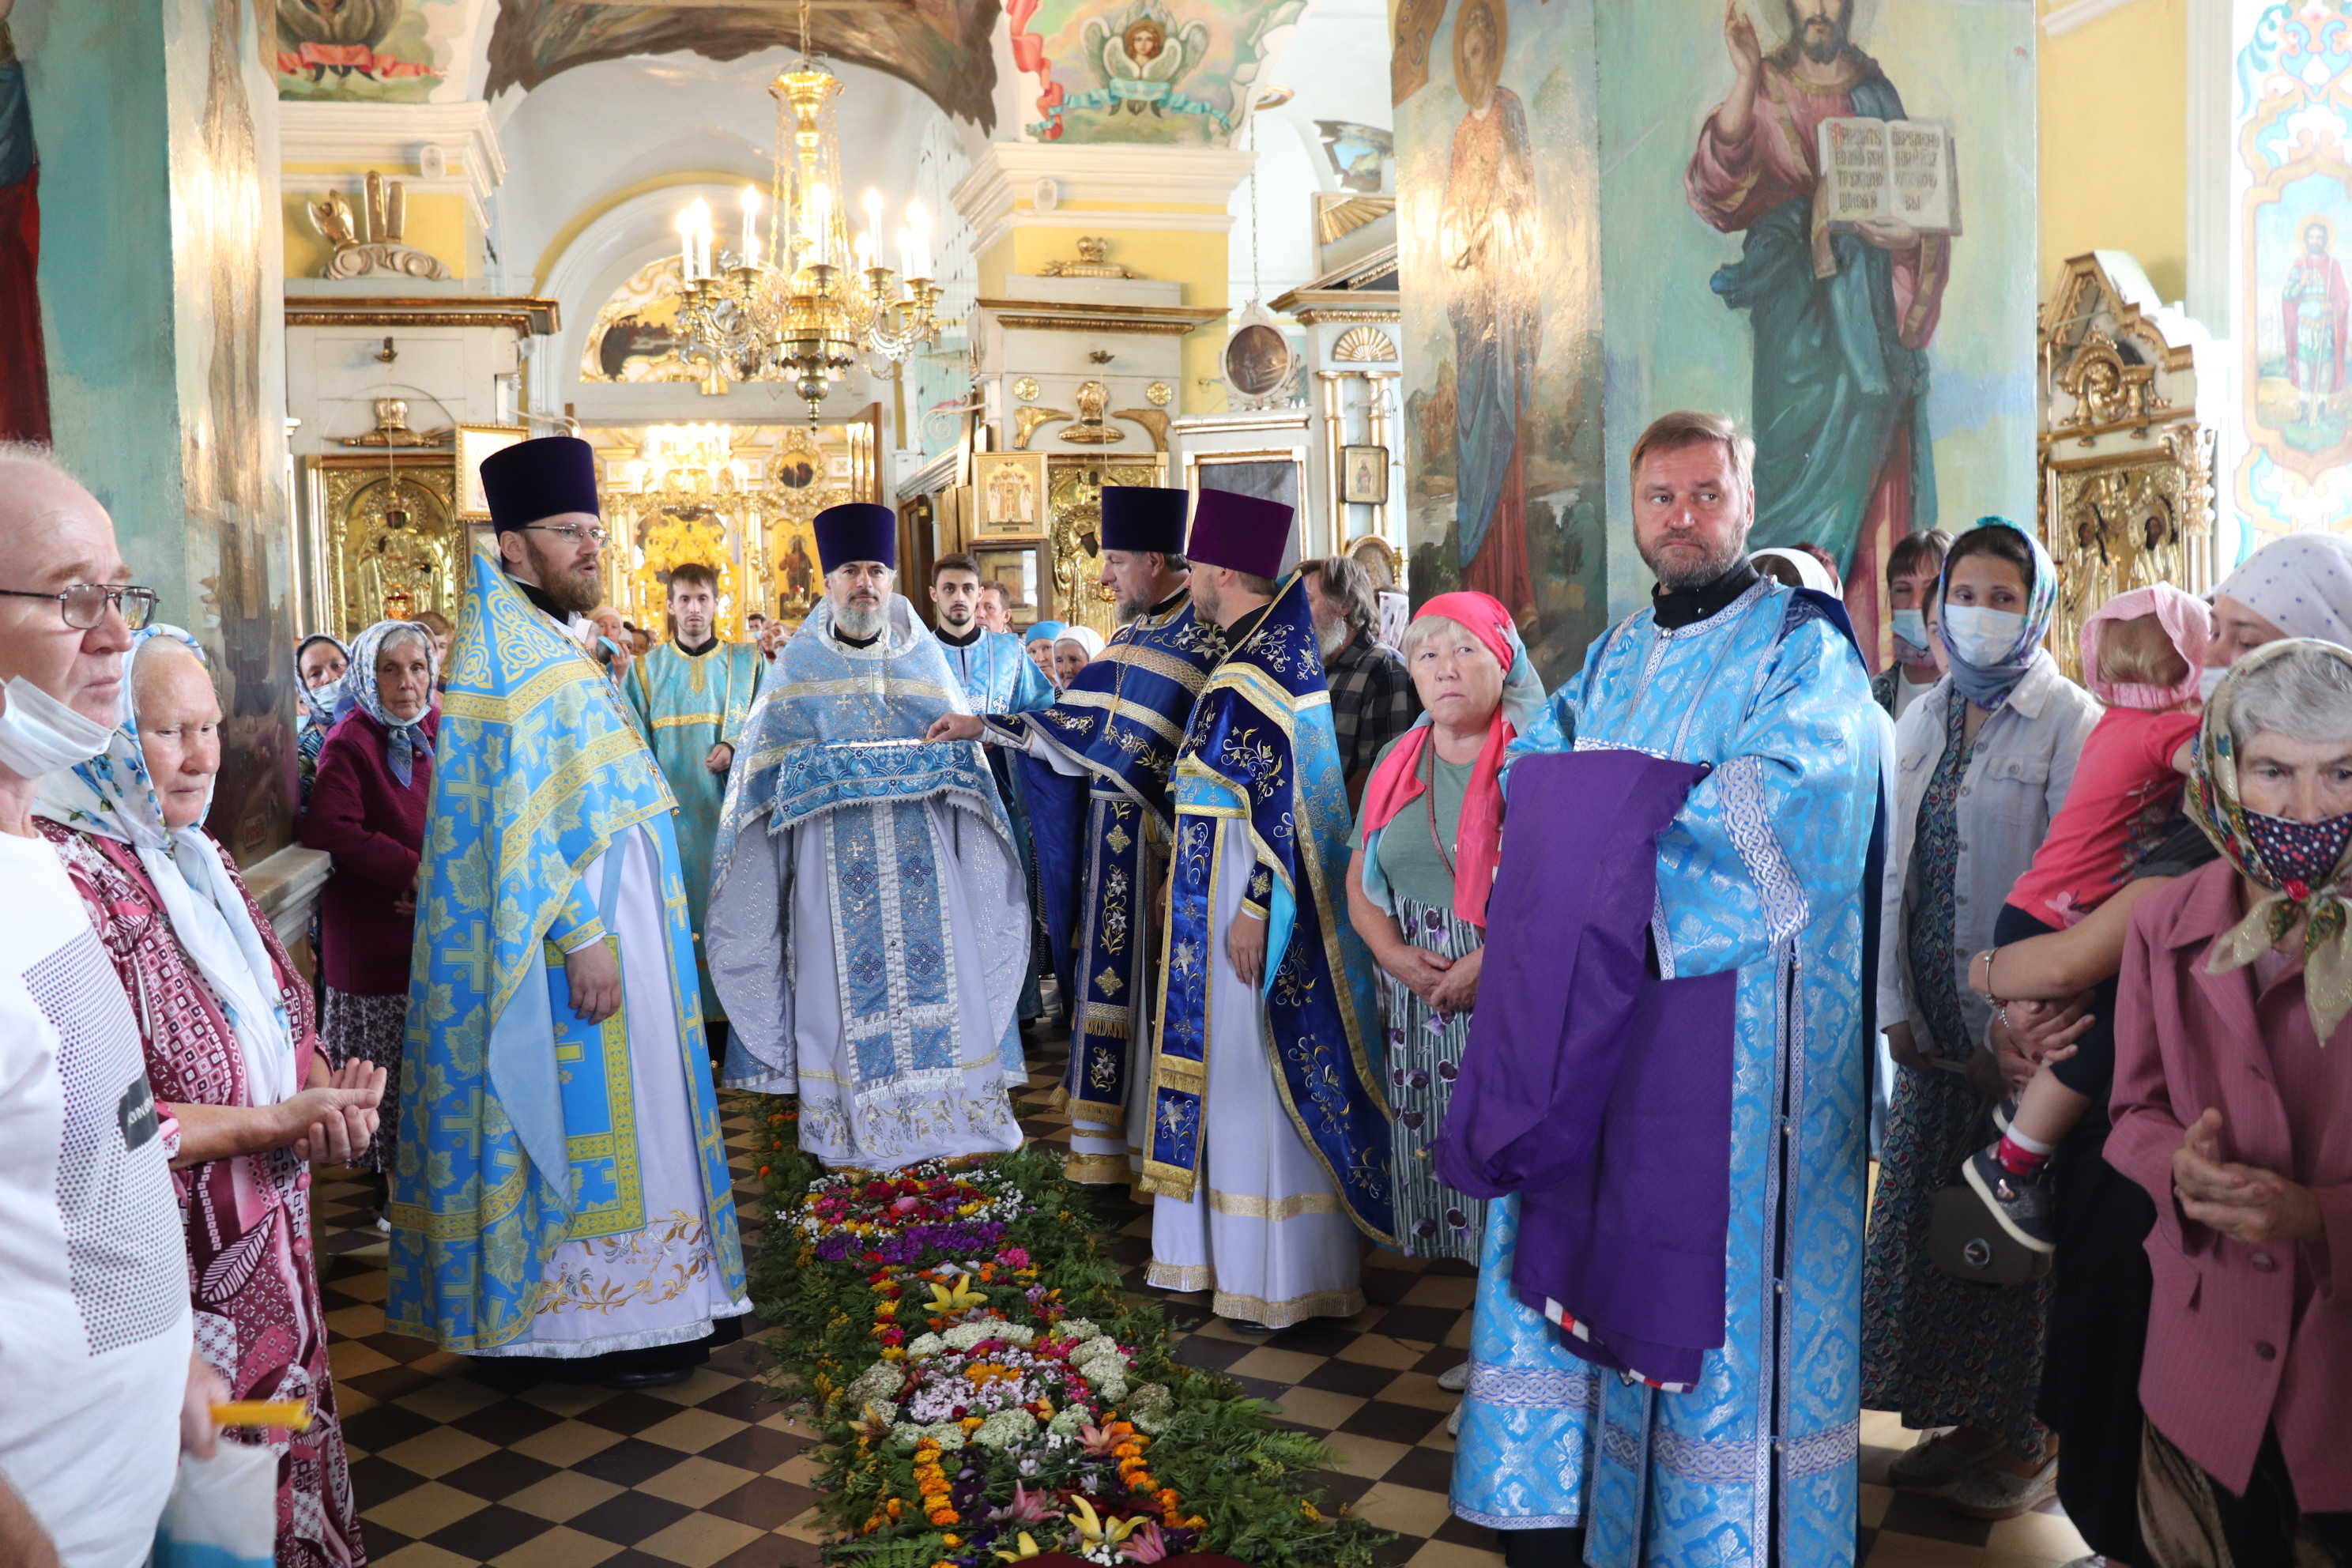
[751,1100,1384,1568]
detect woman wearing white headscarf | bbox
[35,627,383,1568]
[300,619,439,1188]
[1053,623,1106,688]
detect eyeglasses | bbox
[522,523,611,548]
[0,582,159,631]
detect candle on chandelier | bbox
[740,187,761,266]
[861,188,884,271]
[854,230,873,272]
[688,198,714,281]
[810,183,832,269]
[675,207,697,281]
[895,225,913,284]
[907,199,933,280]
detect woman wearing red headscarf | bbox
[1345,590,1545,1272]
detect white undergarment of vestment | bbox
[1146,816,1364,1329]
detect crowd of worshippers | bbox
[0,412,2346,1568]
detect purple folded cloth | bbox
[1434,748,1737,1388]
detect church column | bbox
[20,0,298,868]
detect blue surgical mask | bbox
[1890,608,1934,667]
[2199,664,2226,702]
[1942,605,2027,669]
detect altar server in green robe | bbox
[624,560,765,1029]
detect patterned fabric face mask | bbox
[2244,808,2352,899]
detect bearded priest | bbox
[706,503,1029,1169]
[927,486,1229,1188]
[1140,489,1393,1330]
[388,435,750,1389]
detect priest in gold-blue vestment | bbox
[388,438,748,1389]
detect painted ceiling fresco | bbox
[1011,0,1303,144]
[484,0,1002,127]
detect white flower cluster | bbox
[938,1317,1031,1353]
[891,1419,970,1450]
[842,1360,905,1417]
[972,1408,1038,1449]
[1068,1334,1129,1404]
[1125,1381,1174,1435]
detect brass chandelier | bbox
[673,0,941,420]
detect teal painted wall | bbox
[1393,0,2040,681]
[22,0,295,863]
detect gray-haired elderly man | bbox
[0,443,231,1568]
[1301,554,1419,808]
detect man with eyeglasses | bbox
[704,503,1027,1170]
[0,443,228,1568]
[386,435,751,1391]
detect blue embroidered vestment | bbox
[1457,577,1878,1568]
[387,548,744,1352]
[1140,578,1393,1244]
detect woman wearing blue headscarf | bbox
[1860,520,2102,1520]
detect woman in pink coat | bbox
[2110,636,2352,1564]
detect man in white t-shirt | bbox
[0,444,225,1568]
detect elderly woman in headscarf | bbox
[298,618,438,1189]
[1023,619,1068,684]
[1860,519,2103,1518]
[1052,623,1106,689]
[2108,638,2352,1565]
[293,632,347,810]
[1951,529,2352,1564]
[1345,590,1544,1271]
[35,628,383,1568]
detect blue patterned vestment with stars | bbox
[707,597,1029,1169]
[387,546,745,1353]
[1453,575,1878,1568]
[985,591,1227,1177]
[1140,575,1393,1245]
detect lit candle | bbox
[854,230,873,271]
[740,187,761,265]
[690,198,713,280]
[861,188,884,270]
[811,183,831,268]
[895,225,914,282]
[907,199,932,279]
[675,208,696,281]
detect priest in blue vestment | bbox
[388,436,749,1389]
[928,487,1228,1186]
[1137,489,1393,1329]
[1447,411,1879,1568]
[929,551,1055,716]
[622,560,765,1034]
[705,503,1028,1170]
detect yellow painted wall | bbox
[2038,0,2188,303]
[281,168,477,280]
[977,213,1232,414]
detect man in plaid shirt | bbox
[1301,556,1420,808]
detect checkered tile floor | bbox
[315,1030,2094,1568]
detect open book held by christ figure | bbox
[1686,0,1953,662]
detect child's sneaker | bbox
[1963,1144,2057,1253]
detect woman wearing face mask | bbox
[1861,519,2102,1520]
[1872,530,1954,720]
[292,632,347,811]
[299,619,439,1195]
[2108,639,2352,1565]
[1949,529,2352,1566]
[34,628,381,1568]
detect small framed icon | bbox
[973,451,1048,537]
[1341,444,1390,507]
[454,424,529,522]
